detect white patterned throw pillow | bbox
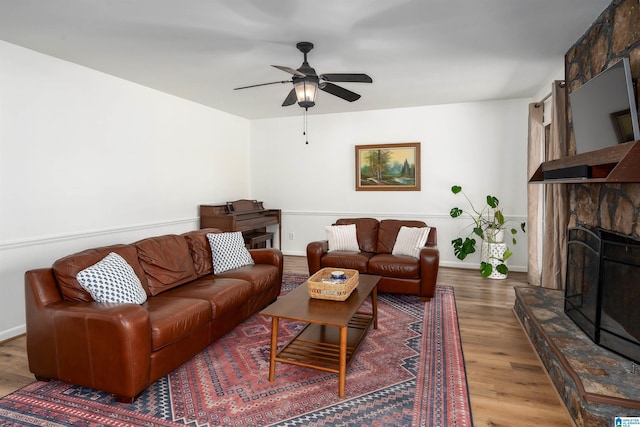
[392,226,431,258]
[325,224,360,252]
[207,232,255,274]
[76,252,147,304]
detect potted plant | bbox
[449,185,526,278]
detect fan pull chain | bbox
[303,108,309,144]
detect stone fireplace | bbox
[566,0,640,236]
[565,0,640,353]
[564,0,640,370]
[513,1,640,425]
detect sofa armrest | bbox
[419,245,440,301]
[306,240,329,274]
[249,248,284,283]
[25,268,151,399]
[249,248,283,269]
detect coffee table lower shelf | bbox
[261,274,380,398]
[275,313,373,373]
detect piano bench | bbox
[245,232,274,249]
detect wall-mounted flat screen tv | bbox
[569,57,640,154]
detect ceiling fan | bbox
[233,42,373,110]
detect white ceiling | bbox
[0,0,610,119]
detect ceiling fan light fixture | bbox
[294,77,318,109]
[234,41,372,111]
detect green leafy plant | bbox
[449,185,526,278]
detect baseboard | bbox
[283,250,307,257]
[0,325,25,343]
[437,260,527,272]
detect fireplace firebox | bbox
[564,226,640,364]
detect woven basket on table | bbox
[307,267,359,301]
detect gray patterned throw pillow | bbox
[207,232,255,274]
[76,252,147,304]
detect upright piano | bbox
[199,199,281,248]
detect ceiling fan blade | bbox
[272,65,306,77]
[234,80,290,90]
[282,88,297,106]
[320,73,372,83]
[319,82,361,102]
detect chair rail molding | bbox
[0,217,198,250]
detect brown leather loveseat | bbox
[24,228,282,403]
[307,218,439,301]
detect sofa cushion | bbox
[320,251,375,273]
[143,296,211,351]
[53,244,149,302]
[336,218,379,253]
[76,252,148,304]
[159,276,253,319]
[135,235,198,296]
[392,226,431,258]
[216,263,280,295]
[377,219,428,254]
[325,224,359,252]
[182,228,221,277]
[207,232,254,274]
[368,253,420,279]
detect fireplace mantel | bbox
[529,140,640,184]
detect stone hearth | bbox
[513,286,640,426]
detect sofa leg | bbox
[420,297,432,302]
[34,375,51,382]
[114,394,135,404]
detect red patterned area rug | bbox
[0,274,472,427]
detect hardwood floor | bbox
[0,334,31,399]
[0,256,574,427]
[436,267,574,427]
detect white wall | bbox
[250,99,530,272]
[0,41,251,340]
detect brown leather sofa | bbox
[24,228,282,403]
[306,218,439,301]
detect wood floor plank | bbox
[0,335,31,398]
[0,256,574,426]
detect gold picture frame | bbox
[355,142,421,191]
[610,109,635,143]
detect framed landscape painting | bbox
[355,142,421,191]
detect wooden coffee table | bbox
[260,274,380,397]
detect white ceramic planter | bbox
[481,240,508,279]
